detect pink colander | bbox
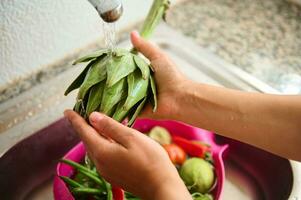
[53,119,228,200]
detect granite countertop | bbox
[1,0,300,104]
[166,0,301,93]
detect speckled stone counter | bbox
[1,0,300,103]
[167,0,301,93]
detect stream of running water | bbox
[102,21,117,54]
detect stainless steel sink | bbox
[0,119,294,200]
[0,24,300,200]
[0,119,79,200]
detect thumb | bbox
[89,112,134,147]
[130,31,164,61]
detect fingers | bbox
[131,31,165,61]
[89,112,134,147]
[64,110,111,152]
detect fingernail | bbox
[63,110,69,118]
[132,30,139,38]
[89,112,104,123]
[63,110,72,125]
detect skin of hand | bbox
[130,31,189,120]
[131,31,301,161]
[64,110,192,200]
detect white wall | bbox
[0,0,154,89]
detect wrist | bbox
[172,80,199,121]
[151,173,192,200]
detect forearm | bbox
[175,81,301,161]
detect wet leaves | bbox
[66,48,157,125]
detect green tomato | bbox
[180,158,214,193]
[148,126,171,145]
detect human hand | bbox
[131,31,191,120]
[64,110,192,200]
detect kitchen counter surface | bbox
[167,0,301,93]
[2,0,300,104]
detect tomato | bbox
[173,136,210,158]
[163,143,186,165]
[192,141,210,150]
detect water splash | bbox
[102,21,116,53]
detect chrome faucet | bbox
[88,0,123,23]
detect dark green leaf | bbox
[73,49,109,65]
[73,100,82,113]
[133,55,150,80]
[150,74,157,112]
[112,98,129,122]
[128,97,147,127]
[106,54,136,87]
[78,57,107,100]
[80,89,92,118]
[123,69,148,111]
[100,78,127,114]
[105,103,118,117]
[73,99,87,118]
[86,81,105,116]
[79,105,86,118]
[65,62,93,96]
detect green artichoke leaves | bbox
[65,49,157,126]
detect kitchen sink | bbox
[0,24,300,200]
[0,118,294,200]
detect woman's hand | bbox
[131,31,190,120]
[64,110,192,200]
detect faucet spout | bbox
[88,0,123,23]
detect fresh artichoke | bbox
[65,49,157,126]
[65,0,169,126]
